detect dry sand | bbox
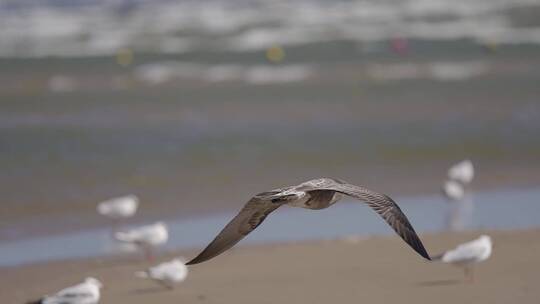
[2,229,539,304]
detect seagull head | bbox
[154,221,167,228]
[479,234,492,244]
[282,189,307,200]
[126,194,139,202]
[85,277,103,288]
[174,256,188,264]
[96,202,111,215]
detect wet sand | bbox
[2,229,539,304]
[3,160,540,243]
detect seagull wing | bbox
[147,260,179,278]
[115,224,162,244]
[186,195,282,265]
[299,178,431,260]
[441,238,486,263]
[45,283,95,304]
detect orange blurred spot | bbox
[266,46,285,63]
[116,48,134,67]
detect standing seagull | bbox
[442,180,465,202]
[441,179,473,231]
[433,235,492,282]
[115,222,168,261]
[187,177,430,265]
[26,277,102,304]
[447,160,474,185]
[135,258,188,289]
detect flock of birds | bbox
[439,160,492,282]
[442,159,475,202]
[29,159,493,304]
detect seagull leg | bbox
[464,266,474,283]
[156,280,174,290]
[111,220,119,237]
[144,246,154,262]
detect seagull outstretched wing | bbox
[187,194,282,265]
[298,178,430,260]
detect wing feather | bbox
[186,196,281,265]
[300,178,431,260]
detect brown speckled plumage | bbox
[187,178,430,265]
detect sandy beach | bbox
[2,229,539,304]
[2,2,540,304]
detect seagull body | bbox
[97,195,139,219]
[442,180,465,202]
[115,222,168,261]
[434,235,492,282]
[115,222,168,246]
[448,160,474,184]
[187,177,430,265]
[136,258,188,289]
[27,277,102,304]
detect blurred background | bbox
[1,0,540,245]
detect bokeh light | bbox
[116,48,134,67]
[266,45,285,63]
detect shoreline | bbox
[3,166,540,244]
[2,229,539,304]
[2,185,540,268]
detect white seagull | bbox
[433,235,492,282]
[27,277,102,304]
[442,180,465,202]
[187,177,430,265]
[114,222,168,261]
[447,159,474,184]
[135,258,189,289]
[97,195,139,220]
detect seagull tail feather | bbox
[429,253,445,262]
[114,232,132,242]
[25,298,43,304]
[135,271,150,279]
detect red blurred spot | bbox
[390,37,409,55]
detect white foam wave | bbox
[134,61,313,85]
[1,0,540,57]
[367,61,489,81]
[48,74,78,92]
[243,65,313,84]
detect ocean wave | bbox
[1,0,540,58]
[134,61,314,85]
[366,61,489,81]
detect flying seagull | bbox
[187,177,430,265]
[432,235,492,282]
[135,258,189,289]
[27,277,102,304]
